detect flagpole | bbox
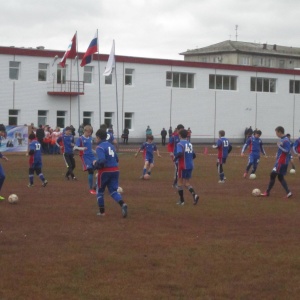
[76,31,80,129]
[113,40,120,150]
[97,29,102,126]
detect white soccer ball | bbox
[8,194,19,204]
[252,188,261,197]
[143,174,151,180]
[290,169,296,174]
[249,173,256,179]
[117,187,123,193]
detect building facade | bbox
[1,45,300,142]
[181,40,300,70]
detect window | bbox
[9,61,20,80]
[83,111,92,125]
[250,77,276,93]
[166,72,195,88]
[289,80,300,94]
[105,74,112,85]
[104,112,113,127]
[57,65,66,84]
[56,111,66,128]
[124,113,133,130]
[38,63,48,81]
[9,109,19,125]
[125,69,134,86]
[83,66,93,84]
[209,75,237,90]
[38,110,47,126]
[279,60,285,68]
[241,57,250,65]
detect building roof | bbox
[180,40,300,58]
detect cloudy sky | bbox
[1,0,299,60]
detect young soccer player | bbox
[241,130,266,178]
[27,133,48,187]
[286,133,296,170]
[174,129,199,206]
[135,134,161,178]
[93,128,128,218]
[74,125,97,194]
[212,130,232,183]
[56,126,77,180]
[0,124,8,200]
[168,124,184,187]
[261,126,292,198]
[293,136,300,162]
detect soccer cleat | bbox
[243,172,247,178]
[42,180,48,187]
[285,192,292,199]
[27,183,34,187]
[193,194,199,205]
[0,196,5,201]
[218,180,225,183]
[139,175,144,180]
[89,189,97,195]
[122,204,128,218]
[65,176,70,181]
[177,201,184,206]
[96,212,106,216]
[72,177,78,181]
[260,191,269,197]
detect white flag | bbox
[103,40,115,76]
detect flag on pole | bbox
[80,32,98,67]
[103,40,115,76]
[60,33,77,68]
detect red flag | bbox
[60,33,77,68]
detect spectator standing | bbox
[146,125,152,140]
[187,127,192,142]
[122,128,129,144]
[161,128,167,146]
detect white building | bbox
[1,45,300,142]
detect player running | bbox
[135,135,161,178]
[212,130,232,183]
[93,128,128,218]
[241,129,266,178]
[27,133,48,187]
[74,125,97,194]
[174,129,199,206]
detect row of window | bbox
[7,61,300,93]
[8,110,134,130]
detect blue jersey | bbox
[76,135,94,158]
[215,137,230,159]
[29,139,42,167]
[95,141,119,168]
[276,136,290,165]
[57,134,74,154]
[293,137,300,154]
[140,142,157,161]
[168,133,180,155]
[176,140,194,170]
[106,132,115,144]
[242,136,265,156]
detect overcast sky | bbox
[1,0,300,60]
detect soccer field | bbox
[1,145,300,299]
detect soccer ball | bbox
[290,169,296,174]
[249,173,256,179]
[143,174,151,180]
[117,186,123,193]
[252,188,261,197]
[8,194,19,204]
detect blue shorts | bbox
[273,163,288,175]
[217,157,227,164]
[248,154,260,165]
[178,169,192,179]
[80,154,95,171]
[145,156,154,164]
